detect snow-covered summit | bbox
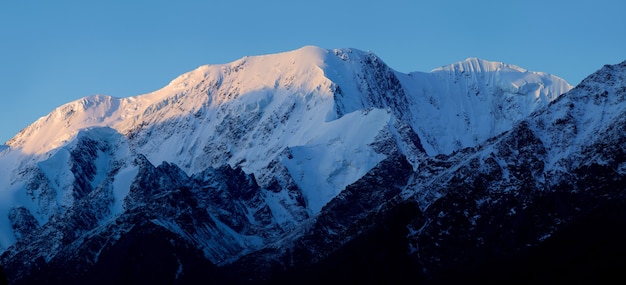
[5,47,571,157]
[6,46,333,154]
[0,46,573,253]
[431,57,571,98]
[398,57,572,154]
[433,57,528,73]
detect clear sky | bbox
[1,0,624,144]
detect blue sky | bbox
[1,0,624,144]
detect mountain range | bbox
[1,46,624,284]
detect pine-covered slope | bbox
[0,46,590,284]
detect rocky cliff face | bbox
[3,47,620,285]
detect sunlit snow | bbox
[0,46,573,252]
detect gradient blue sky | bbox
[1,0,625,144]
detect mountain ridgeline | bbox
[1,46,624,284]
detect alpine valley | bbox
[1,46,625,284]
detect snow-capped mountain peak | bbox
[0,46,574,262]
[433,57,528,73]
[6,95,124,154]
[396,57,572,155]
